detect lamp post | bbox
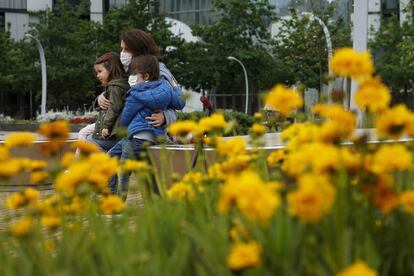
[25,34,47,115]
[301,12,333,100]
[227,56,249,114]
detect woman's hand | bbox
[146,111,165,127]
[98,92,111,110]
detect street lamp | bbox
[227,56,249,114]
[301,12,333,100]
[25,34,47,115]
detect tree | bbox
[271,3,351,91]
[0,30,39,118]
[171,0,280,113]
[370,16,414,108]
[28,0,100,111]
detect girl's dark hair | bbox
[94,52,125,82]
[120,29,162,60]
[130,55,160,81]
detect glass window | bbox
[384,0,398,10]
[0,12,5,30]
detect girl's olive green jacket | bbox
[93,78,129,139]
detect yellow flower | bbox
[100,195,125,214]
[330,48,374,82]
[10,217,33,237]
[88,153,119,178]
[250,123,266,136]
[54,162,91,195]
[218,171,280,224]
[355,77,390,113]
[208,163,226,181]
[183,171,204,185]
[182,171,205,191]
[288,173,336,222]
[27,160,48,171]
[4,132,36,148]
[337,261,377,276]
[0,146,10,161]
[6,193,25,209]
[168,120,198,136]
[23,188,40,203]
[400,190,414,216]
[198,113,227,133]
[62,196,84,215]
[41,140,65,155]
[370,144,412,174]
[253,112,263,121]
[38,120,69,140]
[61,152,76,168]
[0,159,22,178]
[216,137,246,157]
[339,148,361,174]
[281,122,321,151]
[15,157,32,171]
[265,84,303,117]
[122,160,150,173]
[30,171,49,184]
[373,183,399,214]
[267,149,285,167]
[220,155,252,175]
[375,104,414,139]
[167,182,195,201]
[87,173,109,191]
[282,142,339,176]
[313,104,356,142]
[227,241,262,271]
[71,140,100,155]
[41,215,62,229]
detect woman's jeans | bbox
[107,138,151,197]
[86,135,120,152]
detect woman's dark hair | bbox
[130,55,160,81]
[94,52,125,81]
[120,29,162,60]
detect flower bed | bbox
[1,48,414,275]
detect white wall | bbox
[165,17,200,43]
[5,12,29,41]
[27,0,52,12]
[90,0,104,23]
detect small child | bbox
[108,55,185,196]
[85,53,129,151]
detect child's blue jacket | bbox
[121,80,185,138]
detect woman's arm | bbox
[96,92,111,110]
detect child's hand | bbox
[102,128,110,138]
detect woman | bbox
[97,29,178,127]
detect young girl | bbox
[107,55,185,197]
[85,53,129,151]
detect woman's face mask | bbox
[120,50,132,67]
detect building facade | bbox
[158,0,218,25]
